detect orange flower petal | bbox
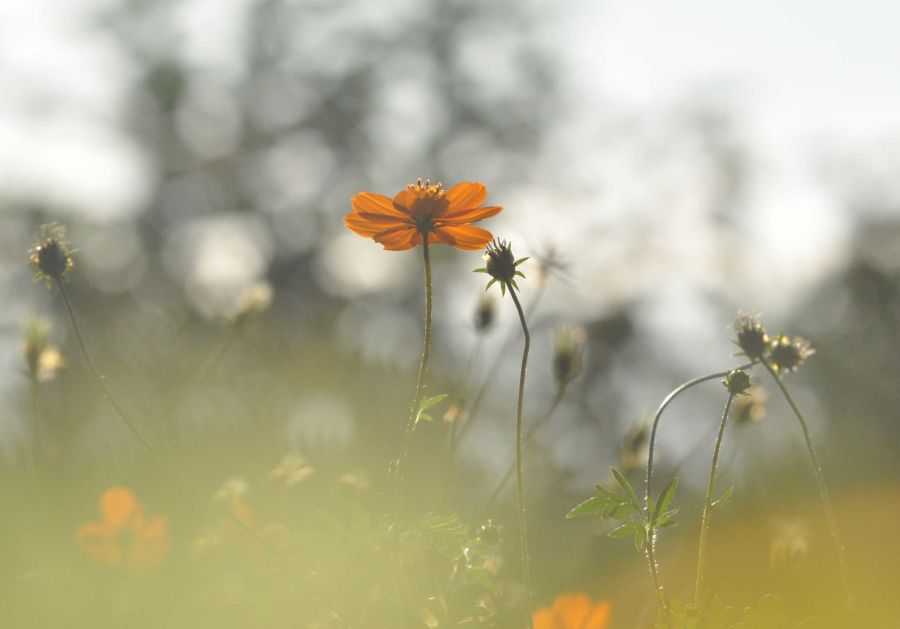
[439,204,503,225]
[552,593,593,627]
[101,487,137,528]
[374,226,419,251]
[583,601,612,629]
[344,212,408,237]
[532,608,557,629]
[76,521,116,543]
[351,192,410,218]
[136,515,169,542]
[444,182,487,215]
[433,224,493,250]
[392,188,419,212]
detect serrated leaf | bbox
[653,478,678,524]
[611,468,641,512]
[566,496,605,519]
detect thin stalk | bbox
[507,284,533,626]
[694,391,735,608]
[643,360,756,600]
[54,279,263,543]
[448,282,547,464]
[55,279,154,452]
[394,240,433,521]
[485,384,566,511]
[761,358,850,604]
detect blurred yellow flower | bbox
[533,593,612,629]
[76,487,170,575]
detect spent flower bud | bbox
[723,368,752,395]
[734,314,769,360]
[474,239,527,296]
[769,334,815,374]
[28,223,74,283]
[552,324,586,386]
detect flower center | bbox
[407,178,447,233]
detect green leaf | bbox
[655,508,680,528]
[417,394,448,423]
[611,468,641,512]
[514,257,529,266]
[711,485,735,508]
[566,496,606,519]
[473,268,488,274]
[606,501,637,519]
[653,478,678,524]
[607,523,634,538]
[633,529,645,551]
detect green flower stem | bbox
[694,391,735,609]
[761,358,850,605]
[394,240,433,521]
[485,383,567,511]
[507,283,534,626]
[447,282,547,466]
[643,360,756,600]
[55,279,264,543]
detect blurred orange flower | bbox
[344,179,502,250]
[533,593,612,629]
[76,487,170,575]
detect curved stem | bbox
[508,284,534,626]
[448,283,547,465]
[643,360,756,599]
[54,279,263,543]
[55,279,154,452]
[485,384,566,511]
[761,358,850,605]
[694,391,735,608]
[394,240,433,522]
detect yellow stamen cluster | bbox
[408,178,445,197]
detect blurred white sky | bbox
[2,0,899,320]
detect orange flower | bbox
[344,179,502,250]
[533,593,612,629]
[76,487,170,575]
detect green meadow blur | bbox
[2,0,900,627]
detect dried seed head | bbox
[552,324,586,385]
[475,239,527,296]
[734,313,769,360]
[473,293,496,332]
[723,368,752,395]
[29,223,74,283]
[769,334,815,374]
